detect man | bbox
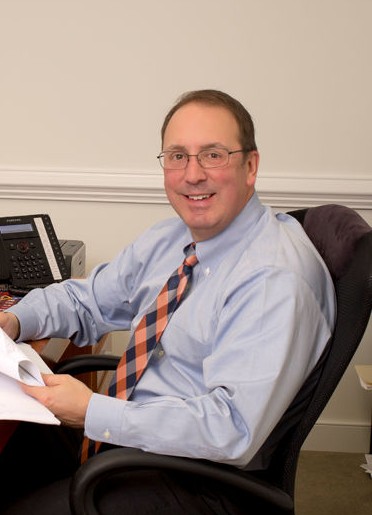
[0,90,335,513]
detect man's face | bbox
[162,102,259,242]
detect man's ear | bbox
[246,150,260,186]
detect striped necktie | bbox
[81,242,198,461]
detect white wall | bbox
[1,0,371,178]
[0,0,371,453]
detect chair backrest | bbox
[251,204,372,497]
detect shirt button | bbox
[158,349,165,357]
[103,429,111,439]
[205,267,210,276]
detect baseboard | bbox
[302,422,371,453]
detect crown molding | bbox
[0,167,371,209]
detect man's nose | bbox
[184,155,207,182]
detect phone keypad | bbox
[10,251,50,283]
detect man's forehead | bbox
[163,103,240,146]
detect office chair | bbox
[55,204,372,515]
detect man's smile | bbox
[186,194,214,201]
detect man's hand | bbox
[0,311,20,340]
[21,373,94,428]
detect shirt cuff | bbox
[7,303,40,342]
[85,392,127,445]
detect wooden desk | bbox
[0,334,111,453]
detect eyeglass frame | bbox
[156,147,251,170]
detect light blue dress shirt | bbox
[9,193,336,469]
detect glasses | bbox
[157,148,249,170]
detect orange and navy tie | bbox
[81,242,198,461]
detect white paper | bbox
[355,365,372,390]
[0,328,60,425]
[360,454,372,478]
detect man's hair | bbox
[161,89,257,152]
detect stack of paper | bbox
[355,365,372,391]
[360,454,372,478]
[0,328,60,425]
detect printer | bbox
[59,239,86,278]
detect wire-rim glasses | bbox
[157,147,249,170]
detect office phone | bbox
[0,214,70,293]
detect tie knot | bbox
[183,242,198,269]
[184,253,198,268]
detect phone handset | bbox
[0,235,10,285]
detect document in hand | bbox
[0,328,60,425]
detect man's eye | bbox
[205,150,223,160]
[171,153,186,161]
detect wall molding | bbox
[0,167,371,209]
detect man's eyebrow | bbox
[163,143,227,152]
[200,143,227,150]
[163,145,187,152]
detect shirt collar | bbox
[194,192,265,272]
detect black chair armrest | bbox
[69,448,293,515]
[54,354,120,375]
